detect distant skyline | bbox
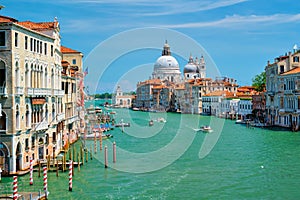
[1,0,300,93]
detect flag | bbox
[84,67,88,76]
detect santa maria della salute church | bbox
[134,40,238,114]
[152,40,206,83]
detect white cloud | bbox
[140,0,249,16]
[160,13,300,28]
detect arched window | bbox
[0,111,7,130]
[51,69,54,89]
[15,61,20,87]
[16,104,20,129]
[52,104,55,121]
[0,60,6,94]
[120,99,123,105]
[26,104,30,128]
[44,67,48,88]
[31,64,34,88]
[45,104,48,121]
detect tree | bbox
[252,72,266,92]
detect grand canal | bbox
[1,107,300,199]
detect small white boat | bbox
[115,122,130,127]
[235,119,245,124]
[157,118,166,123]
[149,120,154,126]
[200,125,213,133]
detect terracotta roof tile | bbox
[17,21,58,31]
[61,46,81,54]
[281,67,300,75]
[0,15,18,23]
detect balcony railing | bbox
[284,90,294,95]
[26,88,52,96]
[15,87,24,95]
[53,89,65,96]
[0,86,7,96]
[56,112,65,122]
[66,115,79,124]
[32,121,49,131]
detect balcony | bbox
[266,91,275,96]
[66,115,79,124]
[26,88,52,96]
[32,121,49,131]
[56,112,65,122]
[284,90,294,95]
[15,87,24,96]
[0,86,7,97]
[52,89,64,97]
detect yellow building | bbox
[0,15,82,175]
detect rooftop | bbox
[281,67,300,75]
[61,46,81,54]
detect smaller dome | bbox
[184,63,197,73]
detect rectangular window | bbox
[40,41,42,53]
[34,39,36,52]
[37,40,39,53]
[293,56,299,62]
[44,43,47,55]
[30,38,33,51]
[280,65,284,74]
[25,36,28,50]
[72,59,76,65]
[51,45,53,57]
[15,32,18,47]
[0,31,5,46]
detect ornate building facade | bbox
[0,15,83,175]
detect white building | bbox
[152,41,182,83]
[112,85,134,108]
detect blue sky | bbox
[1,0,300,93]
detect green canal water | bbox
[1,108,300,199]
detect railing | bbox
[56,112,65,122]
[32,121,49,131]
[53,89,65,96]
[0,86,7,95]
[15,86,24,95]
[26,88,52,96]
[66,115,79,124]
[284,90,294,94]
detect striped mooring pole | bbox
[43,167,48,195]
[13,176,18,200]
[69,160,73,191]
[29,157,33,185]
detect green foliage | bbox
[252,72,266,92]
[94,93,112,99]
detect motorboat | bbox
[157,118,166,123]
[82,132,113,140]
[235,119,245,124]
[115,122,130,127]
[149,120,154,126]
[199,125,213,133]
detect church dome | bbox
[184,54,197,73]
[184,63,197,73]
[154,55,179,69]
